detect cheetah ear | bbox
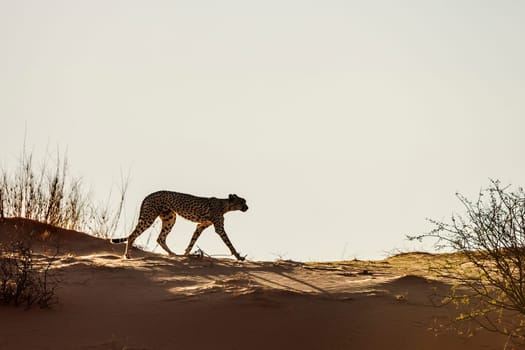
[229,194,237,200]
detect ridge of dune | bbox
[0,217,147,257]
[0,218,513,350]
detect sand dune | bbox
[0,218,511,349]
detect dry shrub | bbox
[410,179,525,346]
[0,240,59,308]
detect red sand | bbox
[0,218,512,349]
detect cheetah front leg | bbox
[213,218,245,261]
[184,222,212,256]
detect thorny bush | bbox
[410,179,525,345]
[0,240,59,308]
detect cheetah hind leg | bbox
[124,215,156,259]
[157,212,177,256]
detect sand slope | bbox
[0,218,511,350]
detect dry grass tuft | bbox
[0,146,127,238]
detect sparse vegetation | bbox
[0,145,129,309]
[410,179,525,345]
[0,146,127,237]
[0,240,59,308]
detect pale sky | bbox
[1,1,524,261]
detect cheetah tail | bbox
[110,237,128,244]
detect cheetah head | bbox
[228,194,249,212]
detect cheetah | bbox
[111,191,249,261]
